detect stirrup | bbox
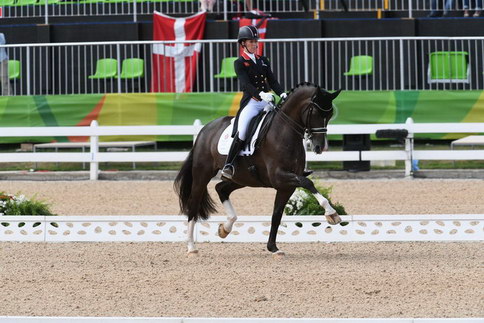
[221,164,235,180]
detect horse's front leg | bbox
[267,188,295,256]
[273,170,341,226]
[298,176,341,225]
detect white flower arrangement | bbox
[0,193,28,215]
[285,186,347,217]
[0,192,54,217]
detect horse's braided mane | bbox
[276,81,318,109]
[287,81,317,95]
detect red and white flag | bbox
[239,18,268,57]
[151,11,206,93]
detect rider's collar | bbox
[242,51,260,61]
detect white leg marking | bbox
[187,220,197,253]
[314,193,336,215]
[222,200,238,233]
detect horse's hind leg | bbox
[186,168,218,255]
[215,181,244,238]
[187,219,198,255]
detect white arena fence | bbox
[0,0,459,21]
[1,214,482,242]
[1,118,484,179]
[4,37,484,96]
[1,318,483,323]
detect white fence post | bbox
[304,40,309,82]
[116,44,122,93]
[90,120,99,181]
[193,119,202,144]
[405,117,414,177]
[399,39,405,90]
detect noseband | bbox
[275,91,332,139]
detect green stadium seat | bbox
[88,58,118,79]
[36,0,61,4]
[214,57,237,79]
[104,0,146,3]
[8,60,21,80]
[149,0,193,2]
[344,55,373,76]
[117,58,144,79]
[428,51,469,83]
[0,0,15,5]
[15,0,37,5]
[78,0,105,3]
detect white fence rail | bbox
[4,37,484,96]
[1,214,482,242]
[1,118,484,179]
[0,0,470,21]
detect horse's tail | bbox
[173,148,217,222]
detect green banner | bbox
[0,91,483,143]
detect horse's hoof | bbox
[325,213,342,225]
[218,224,230,239]
[272,250,285,259]
[187,249,199,257]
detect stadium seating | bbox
[428,51,469,83]
[35,0,61,5]
[343,55,373,76]
[214,57,237,78]
[8,60,21,80]
[15,0,37,5]
[117,58,144,79]
[88,58,118,79]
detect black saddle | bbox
[240,109,276,154]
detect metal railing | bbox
[0,0,469,22]
[322,0,460,12]
[3,37,484,96]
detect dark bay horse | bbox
[174,82,342,256]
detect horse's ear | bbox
[331,89,342,100]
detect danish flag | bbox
[151,11,206,93]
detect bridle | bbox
[274,91,333,140]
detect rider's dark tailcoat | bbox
[232,51,284,137]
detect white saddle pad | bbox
[217,114,269,156]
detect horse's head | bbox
[278,83,341,154]
[301,87,341,154]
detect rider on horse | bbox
[221,25,287,180]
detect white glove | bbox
[259,91,274,103]
[263,103,274,113]
[280,92,287,100]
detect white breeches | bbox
[237,99,267,141]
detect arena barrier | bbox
[2,118,484,179]
[0,317,483,322]
[1,214,482,243]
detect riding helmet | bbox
[237,25,259,44]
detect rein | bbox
[275,95,332,139]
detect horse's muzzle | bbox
[314,145,323,154]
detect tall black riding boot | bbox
[221,136,245,180]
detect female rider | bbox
[221,25,287,180]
